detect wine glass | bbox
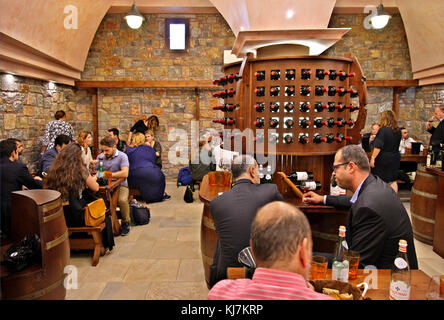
[426,275,444,300]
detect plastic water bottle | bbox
[389,240,411,300]
[98,161,104,178]
[259,164,264,184]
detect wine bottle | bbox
[227,73,241,83]
[300,181,322,191]
[255,87,265,96]
[212,91,227,98]
[265,165,273,183]
[334,134,343,142]
[284,102,295,112]
[269,118,279,128]
[300,85,311,96]
[255,118,264,128]
[98,161,104,178]
[327,102,336,112]
[326,133,335,143]
[270,86,280,96]
[288,171,314,181]
[313,133,327,144]
[314,118,327,128]
[346,119,355,127]
[328,86,336,96]
[298,134,309,144]
[268,135,278,144]
[329,70,338,80]
[270,70,280,81]
[335,118,346,127]
[316,69,330,80]
[348,88,359,98]
[255,133,264,144]
[212,118,235,125]
[270,102,279,112]
[285,86,295,96]
[255,103,265,112]
[285,118,295,128]
[227,88,236,97]
[314,102,327,112]
[212,105,226,111]
[301,69,311,80]
[338,71,355,81]
[336,87,347,96]
[284,134,294,144]
[255,71,265,81]
[286,69,295,80]
[389,240,411,300]
[259,164,264,184]
[327,117,336,128]
[218,76,227,86]
[213,78,220,86]
[336,103,345,112]
[315,85,327,96]
[300,102,311,112]
[299,118,311,128]
[332,226,349,282]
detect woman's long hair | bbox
[147,115,159,131]
[130,132,146,148]
[379,110,398,132]
[77,131,91,150]
[44,143,87,200]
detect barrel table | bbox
[425,167,444,258]
[410,164,438,244]
[0,190,70,300]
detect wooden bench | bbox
[68,223,106,266]
[128,187,141,202]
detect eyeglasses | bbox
[332,161,349,172]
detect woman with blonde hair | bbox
[370,110,401,192]
[125,132,166,203]
[145,129,162,168]
[77,131,93,168]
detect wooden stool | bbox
[68,223,106,266]
[128,187,141,202]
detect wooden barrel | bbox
[410,165,438,244]
[1,190,70,300]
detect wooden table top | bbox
[426,167,444,177]
[227,268,431,300]
[199,175,231,203]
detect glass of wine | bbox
[426,275,444,300]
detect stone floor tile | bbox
[146,281,208,300]
[177,259,205,282]
[99,281,152,300]
[149,240,201,259]
[123,259,180,283]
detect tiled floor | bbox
[66,183,444,300]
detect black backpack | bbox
[130,200,150,225]
[184,185,194,203]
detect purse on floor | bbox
[84,198,106,227]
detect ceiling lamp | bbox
[370,3,391,29]
[124,2,144,29]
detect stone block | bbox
[23,105,35,116]
[4,114,16,130]
[17,116,28,128]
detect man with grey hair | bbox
[303,144,418,269]
[208,201,332,300]
[426,105,444,154]
[209,154,283,287]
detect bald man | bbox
[208,201,332,300]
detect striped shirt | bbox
[207,268,333,300]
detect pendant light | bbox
[370,3,391,29]
[124,2,144,29]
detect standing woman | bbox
[128,115,159,145]
[77,131,93,168]
[370,110,401,192]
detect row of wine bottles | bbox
[254,101,359,112]
[213,74,241,86]
[255,69,355,81]
[254,133,352,144]
[255,117,355,129]
[254,85,358,97]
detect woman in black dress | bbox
[128,115,159,144]
[370,110,401,192]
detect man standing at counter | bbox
[426,105,444,154]
[302,145,418,269]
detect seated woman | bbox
[189,130,215,190]
[145,129,162,169]
[125,133,166,203]
[77,131,94,169]
[44,143,114,249]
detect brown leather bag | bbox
[84,198,106,227]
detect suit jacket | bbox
[428,119,444,153]
[209,179,284,287]
[38,147,58,176]
[1,159,42,237]
[326,174,418,270]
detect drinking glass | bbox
[344,250,360,280]
[208,172,216,186]
[426,275,444,300]
[311,256,328,280]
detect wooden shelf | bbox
[366,79,419,87]
[75,80,217,89]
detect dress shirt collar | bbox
[350,175,368,204]
[252,268,309,289]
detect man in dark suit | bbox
[0,140,42,239]
[209,155,284,287]
[303,145,418,270]
[426,105,444,154]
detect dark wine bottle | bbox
[335,118,346,127]
[270,70,280,80]
[336,87,347,96]
[288,171,314,181]
[270,86,280,96]
[328,86,336,96]
[284,134,293,144]
[270,102,279,112]
[255,133,264,143]
[284,102,295,112]
[269,118,279,128]
[212,118,235,125]
[299,118,311,128]
[316,69,330,80]
[329,70,338,80]
[335,133,344,142]
[285,118,295,128]
[300,102,311,112]
[346,119,355,127]
[336,103,345,112]
[255,87,265,96]
[313,133,327,144]
[327,102,337,112]
[314,102,327,112]
[255,103,265,112]
[327,117,336,128]
[314,118,327,128]
[255,71,265,81]
[339,71,355,81]
[298,134,309,144]
[285,86,295,96]
[227,88,236,97]
[227,73,241,83]
[301,69,311,80]
[268,135,278,144]
[315,85,327,96]
[326,133,335,143]
[286,69,295,80]
[218,76,227,86]
[348,88,359,98]
[255,118,264,128]
[300,85,311,96]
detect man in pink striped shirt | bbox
[208,201,333,300]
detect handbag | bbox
[84,198,106,227]
[184,185,194,203]
[130,200,150,225]
[3,234,41,272]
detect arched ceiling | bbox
[0,0,443,85]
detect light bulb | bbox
[371,15,390,29]
[125,15,143,29]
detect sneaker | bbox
[120,222,130,236]
[162,193,171,201]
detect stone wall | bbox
[0,73,92,171]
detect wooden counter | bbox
[426,167,444,258]
[226,268,432,300]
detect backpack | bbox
[177,166,193,186]
[129,200,150,225]
[184,185,194,203]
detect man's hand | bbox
[302,191,324,204]
[370,158,375,168]
[426,121,433,130]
